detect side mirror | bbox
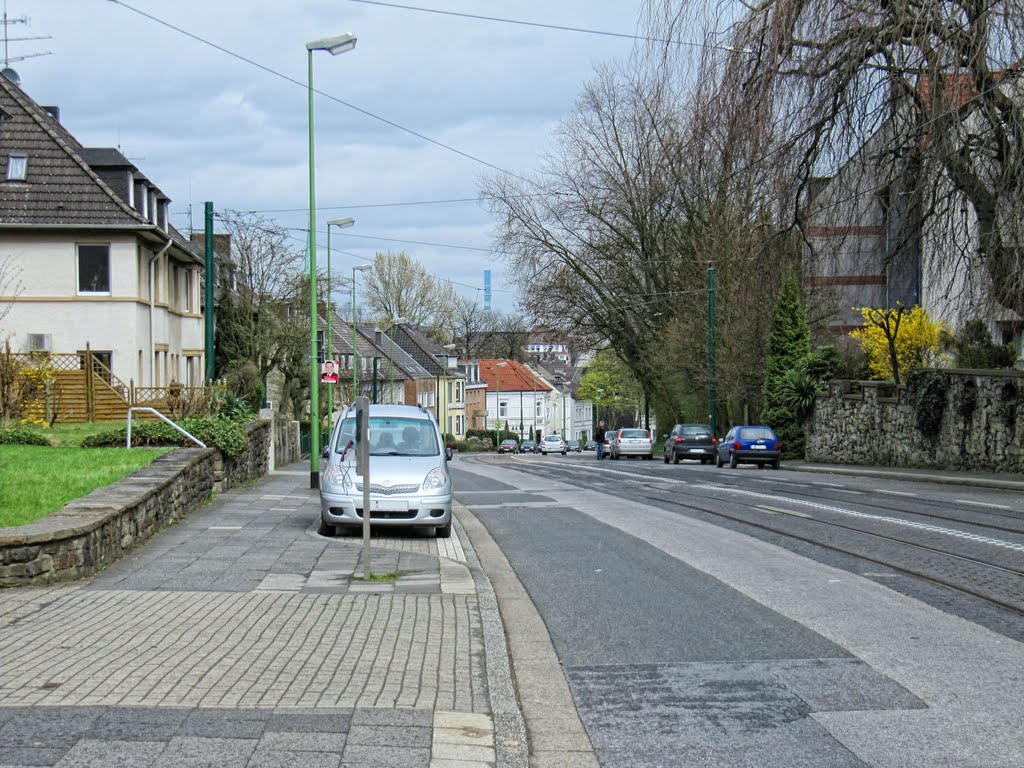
[321,448,329,458]
[445,447,453,461]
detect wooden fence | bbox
[9,350,223,424]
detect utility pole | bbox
[708,263,717,432]
[204,202,215,382]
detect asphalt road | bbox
[452,453,1024,768]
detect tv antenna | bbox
[1,0,53,84]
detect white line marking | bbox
[956,499,1012,510]
[879,490,916,497]
[755,505,812,519]
[812,481,844,487]
[837,489,864,495]
[692,484,1024,553]
[209,526,242,530]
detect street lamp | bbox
[388,316,408,404]
[351,263,372,398]
[493,360,508,449]
[325,217,355,438]
[307,31,357,490]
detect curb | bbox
[785,463,1024,491]
[453,502,529,768]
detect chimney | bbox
[41,106,60,123]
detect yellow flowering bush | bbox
[849,306,945,385]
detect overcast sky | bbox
[9,0,649,313]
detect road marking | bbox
[755,505,812,519]
[812,481,844,487]
[955,499,1012,510]
[879,490,916,497]
[693,484,1024,553]
[837,489,864,495]
[209,526,242,530]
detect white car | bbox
[319,404,453,538]
[540,434,567,455]
[611,428,654,460]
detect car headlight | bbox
[422,467,449,491]
[322,465,353,492]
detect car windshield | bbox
[619,429,648,438]
[335,416,439,456]
[545,435,561,442]
[681,426,711,437]
[739,427,775,440]
[501,440,517,446]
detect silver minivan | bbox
[319,404,453,538]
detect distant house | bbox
[0,72,204,388]
[387,323,467,438]
[460,360,488,431]
[530,360,591,441]
[478,359,552,440]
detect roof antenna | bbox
[1,0,54,84]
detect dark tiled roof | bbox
[0,75,145,226]
[78,147,132,167]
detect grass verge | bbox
[0,445,172,527]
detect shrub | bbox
[0,425,52,446]
[953,320,1016,369]
[849,305,944,385]
[81,417,249,457]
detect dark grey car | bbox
[663,424,716,464]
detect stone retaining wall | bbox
[0,421,273,587]
[806,371,1024,471]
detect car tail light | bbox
[734,441,742,450]
[674,436,683,443]
[775,441,781,451]
[711,436,717,444]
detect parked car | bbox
[584,440,598,451]
[611,427,654,460]
[540,434,568,455]
[567,440,582,452]
[319,404,453,538]
[716,425,781,469]
[498,439,519,454]
[520,440,537,454]
[664,424,717,464]
[601,430,619,459]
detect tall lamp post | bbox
[351,263,372,399]
[388,317,408,404]
[306,31,357,489]
[325,216,355,438]
[493,360,507,449]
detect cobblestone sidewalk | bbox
[0,464,511,768]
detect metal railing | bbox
[127,407,206,449]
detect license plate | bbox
[371,500,409,511]
[751,445,767,450]
[689,448,704,453]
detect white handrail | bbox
[127,407,206,449]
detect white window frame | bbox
[6,153,27,181]
[498,399,508,419]
[76,243,112,295]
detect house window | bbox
[185,269,194,312]
[77,244,111,293]
[499,400,508,418]
[6,153,27,181]
[535,399,543,418]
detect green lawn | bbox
[40,422,127,447]
[0,445,172,527]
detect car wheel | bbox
[663,452,670,464]
[729,452,737,469]
[562,450,566,455]
[317,520,335,537]
[757,463,765,469]
[716,453,724,468]
[699,458,707,465]
[672,451,680,465]
[643,454,652,460]
[435,521,452,538]
[771,459,781,470]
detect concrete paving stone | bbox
[350,709,433,728]
[0,746,66,766]
[338,744,431,768]
[90,707,188,741]
[345,725,431,748]
[257,732,346,753]
[246,749,341,768]
[52,739,165,768]
[151,737,256,768]
[0,709,102,748]
[528,753,599,768]
[266,711,352,734]
[427,761,494,768]
[429,744,495,763]
[180,710,270,739]
[432,726,493,747]
[430,713,492,731]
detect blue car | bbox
[716,425,781,469]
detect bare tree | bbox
[362,251,457,338]
[705,0,1024,319]
[0,255,23,339]
[451,295,497,358]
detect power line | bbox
[105,0,530,182]
[347,0,748,52]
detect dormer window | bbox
[6,153,27,181]
[127,172,135,206]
